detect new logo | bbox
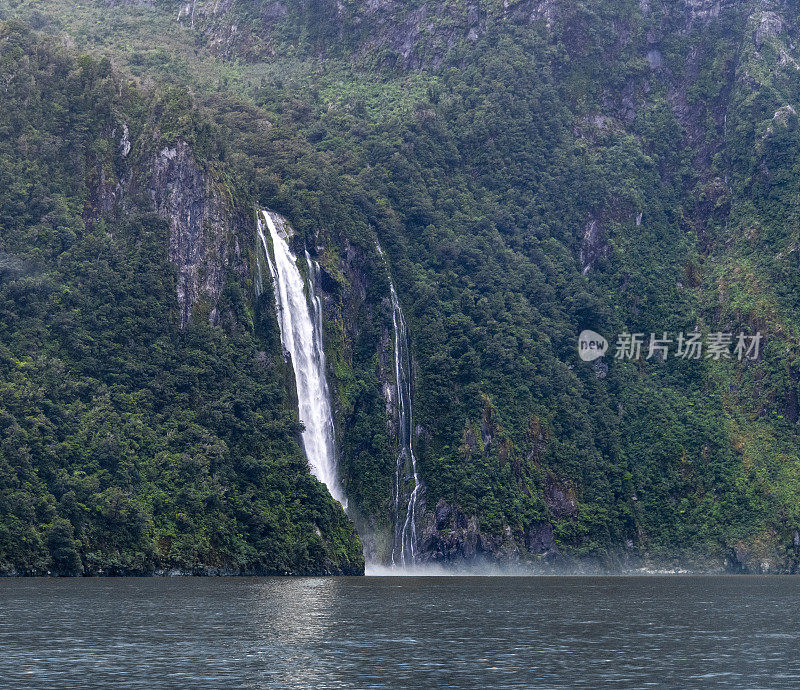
[578,330,608,362]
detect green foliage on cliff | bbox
[2,0,800,570]
[227,0,800,564]
[0,21,363,575]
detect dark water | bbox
[0,576,798,688]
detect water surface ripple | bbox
[0,576,797,688]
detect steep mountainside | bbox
[2,0,800,573]
[0,22,362,575]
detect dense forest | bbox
[1,0,800,574]
[0,20,362,575]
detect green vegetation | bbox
[1,0,800,571]
[0,21,362,574]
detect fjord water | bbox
[256,211,343,504]
[2,577,798,688]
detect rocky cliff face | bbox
[163,0,771,71]
[149,140,245,326]
[168,0,488,66]
[84,103,247,329]
[82,109,246,329]
[420,498,522,565]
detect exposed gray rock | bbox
[526,522,558,557]
[419,499,520,564]
[679,0,742,27]
[505,0,560,28]
[580,217,609,275]
[755,11,784,48]
[545,476,578,518]
[149,140,242,326]
[647,48,663,69]
[434,499,452,530]
[725,545,750,573]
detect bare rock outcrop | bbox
[149,141,243,326]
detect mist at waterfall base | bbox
[364,561,548,577]
[364,558,702,577]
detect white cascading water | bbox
[389,281,421,566]
[256,210,344,506]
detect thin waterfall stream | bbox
[256,218,420,562]
[256,210,344,506]
[376,242,421,567]
[389,282,421,566]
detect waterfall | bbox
[388,276,421,566]
[256,210,344,506]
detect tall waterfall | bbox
[256,210,344,506]
[389,279,421,566]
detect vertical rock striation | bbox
[149,140,243,326]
